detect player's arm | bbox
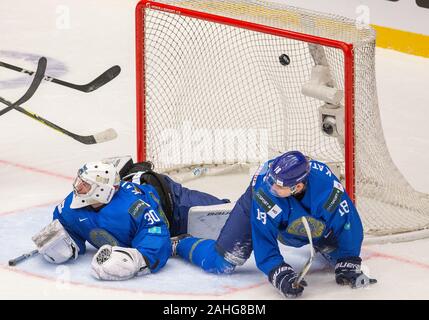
[31,200,86,264]
[91,204,170,281]
[251,208,283,274]
[130,206,171,273]
[52,201,87,254]
[319,192,376,288]
[327,197,364,261]
[251,207,306,298]
[32,218,81,264]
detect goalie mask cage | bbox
[135,0,429,242]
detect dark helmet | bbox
[264,151,310,189]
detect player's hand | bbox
[335,256,377,288]
[91,245,149,281]
[32,220,79,264]
[269,262,307,298]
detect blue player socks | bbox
[177,237,236,274]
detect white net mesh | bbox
[136,0,429,237]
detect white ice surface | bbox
[0,0,429,299]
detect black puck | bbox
[279,54,290,66]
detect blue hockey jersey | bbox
[53,181,171,273]
[250,159,364,275]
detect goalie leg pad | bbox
[187,202,235,240]
[163,175,230,236]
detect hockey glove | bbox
[335,256,377,288]
[32,220,79,264]
[91,245,150,281]
[269,262,308,298]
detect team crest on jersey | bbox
[287,216,325,238]
[323,180,344,213]
[89,229,119,248]
[129,199,150,219]
[254,188,282,219]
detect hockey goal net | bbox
[135,0,429,241]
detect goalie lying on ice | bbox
[32,157,230,281]
[33,160,169,280]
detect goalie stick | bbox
[0,96,117,144]
[0,56,47,116]
[293,216,315,288]
[8,249,39,266]
[0,60,121,93]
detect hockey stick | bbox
[0,56,47,116]
[0,96,117,144]
[293,216,315,288]
[0,60,121,93]
[8,249,39,266]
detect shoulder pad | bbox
[253,187,282,220]
[322,180,345,213]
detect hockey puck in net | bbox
[279,54,290,66]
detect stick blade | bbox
[84,65,121,92]
[93,128,118,143]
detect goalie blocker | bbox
[32,219,79,264]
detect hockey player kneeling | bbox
[32,161,171,281]
[251,151,377,297]
[172,151,377,298]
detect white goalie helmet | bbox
[70,161,121,209]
